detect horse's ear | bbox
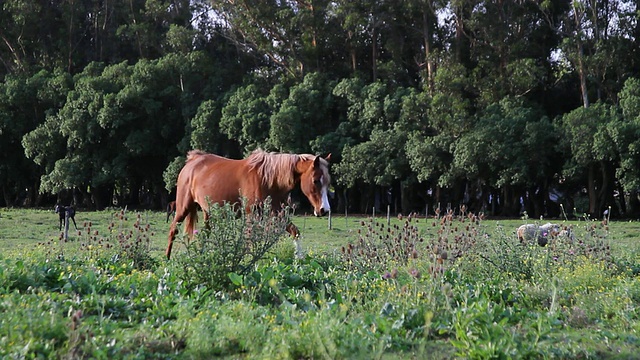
[313,153,330,168]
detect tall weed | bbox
[174,197,291,290]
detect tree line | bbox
[1,0,640,218]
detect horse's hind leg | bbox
[166,201,198,260]
[167,203,189,260]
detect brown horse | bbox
[166,149,331,259]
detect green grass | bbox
[2,207,633,258]
[1,207,640,359]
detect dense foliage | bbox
[1,0,640,218]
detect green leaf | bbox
[228,272,243,286]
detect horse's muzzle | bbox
[314,208,328,217]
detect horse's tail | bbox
[184,207,198,240]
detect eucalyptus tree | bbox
[209,0,343,78]
[405,61,474,209]
[403,0,449,93]
[268,73,337,153]
[332,77,428,213]
[0,0,70,74]
[613,78,640,215]
[558,103,621,216]
[219,84,273,154]
[461,0,553,107]
[0,0,196,76]
[448,97,558,216]
[0,70,71,206]
[539,0,638,108]
[23,51,221,209]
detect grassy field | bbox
[0,207,365,256]
[1,207,640,359]
[6,207,639,256]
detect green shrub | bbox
[174,197,291,290]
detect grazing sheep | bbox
[558,226,576,242]
[516,222,560,247]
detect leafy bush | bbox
[174,197,291,290]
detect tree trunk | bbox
[90,185,113,210]
[1,186,10,207]
[572,2,590,108]
[597,160,617,217]
[627,190,640,217]
[73,187,82,207]
[501,185,517,216]
[348,31,357,72]
[617,182,627,216]
[400,181,411,215]
[371,20,378,81]
[421,6,435,93]
[453,2,472,68]
[587,163,598,216]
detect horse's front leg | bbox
[286,222,304,259]
[286,222,299,238]
[166,220,178,260]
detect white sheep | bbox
[516,222,560,247]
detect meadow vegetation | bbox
[1,206,640,359]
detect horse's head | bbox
[299,154,331,216]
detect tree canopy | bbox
[1,0,640,218]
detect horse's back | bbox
[180,152,251,206]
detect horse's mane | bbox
[247,149,317,188]
[185,149,329,189]
[186,150,208,162]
